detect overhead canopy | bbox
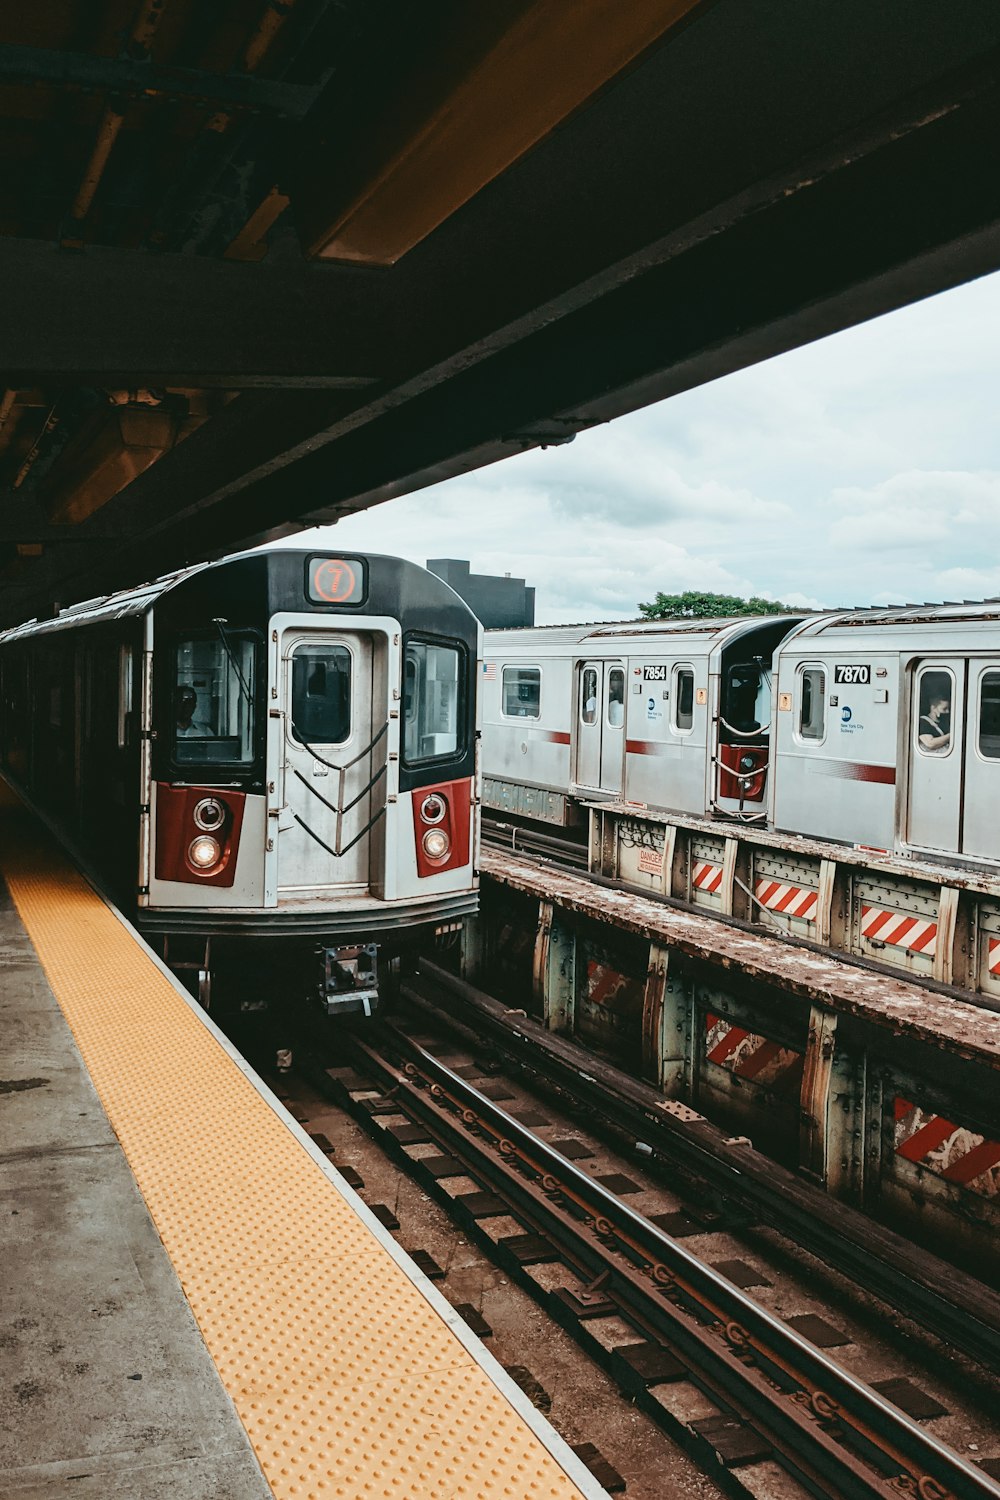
[1,0,999,624]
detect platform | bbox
[0,786,602,1500]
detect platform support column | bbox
[534,901,576,1034]
[459,914,486,983]
[798,1003,838,1183]
[641,941,691,1096]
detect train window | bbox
[503,666,542,720]
[980,672,1000,760]
[117,644,133,749]
[404,640,461,762]
[173,634,257,765]
[291,645,351,745]
[580,668,598,724]
[915,667,953,756]
[673,667,694,732]
[798,667,826,741]
[607,668,625,727]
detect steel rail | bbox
[342,1024,999,1500]
[405,961,1000,1376]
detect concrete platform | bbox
[0,876,271,1499]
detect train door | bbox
[575,660,603,790]
[600,663,625,795]
[278,631,380,892]
[907,659,965,855]
[960,662,1000,859]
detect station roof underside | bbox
[1,1,1000,626]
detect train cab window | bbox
[979,672,1000,760]
[607,668,625,727]
[173,634,257,765]
[724,662,768,736]
[404,640,461,762]
[291,645,351,745]
[798,667,826,741]
[581,668,598,724]
[915,667,953,756]
[503,666,541,719]
[673,667,694,732]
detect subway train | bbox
[0,549,481,1015]
[481,603,1000,867]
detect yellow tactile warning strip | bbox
[0,790,592,1500]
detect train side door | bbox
[961,662,1000,859]
[600,663,625,796]
[575,661,603,790]
[278,632,377,892]
[907,659,965,855]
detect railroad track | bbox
[481,812,589,868]
[284,991,1000,1500]
[405,962,1000,1376]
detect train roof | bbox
[484,614,799,652]
[0,548,474,643]
[786,601,1000,640]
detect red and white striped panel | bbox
[987,938,1000,976]
[894,1097,1000,1199]
[585,959,644,1015]
[692,860,724,895]
[754,878,818,923]
[704,1014,804,1092]
[860,904,937,957]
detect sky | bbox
[292,270,1000,624]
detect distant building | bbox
[426,558,535,628]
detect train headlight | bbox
[193,796,226,831]
[188,835,221,870]
[420,793,447,824]
[422,828,450,861]
[739,754,756,772]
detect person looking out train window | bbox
[917,671,952,754]
[175,685,214,737]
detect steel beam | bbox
[0,44,321,118]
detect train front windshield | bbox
[173,634,258,765]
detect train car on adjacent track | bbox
[482,603,1000,868]
[0,548,481,1015]
[481,614,801,825]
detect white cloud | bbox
[309,270,1000,620]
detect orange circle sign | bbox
[310,558,358,604]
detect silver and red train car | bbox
[0,549,481,1014]
[482,603,1000,868]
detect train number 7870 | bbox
[834,664,871,684]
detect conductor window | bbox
[980,671,1000,760]
[291,645,351,745]
[674,667,694,732]
[404,640,461,762]
[581,667,598,724]
[173,634,257,765]
[502,666,541,719]
[607,668,625,727]
[799,667,826,741]
[915,667,953,757]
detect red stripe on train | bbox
[812,760,896,785]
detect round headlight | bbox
[188,835,221,870]
[739,754,756,773]
[420,793,447,824]
[193,796,226,831]
[422,828,451,861]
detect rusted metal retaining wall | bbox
[472,845,1000,1277]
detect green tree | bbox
[637,590,799,620]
